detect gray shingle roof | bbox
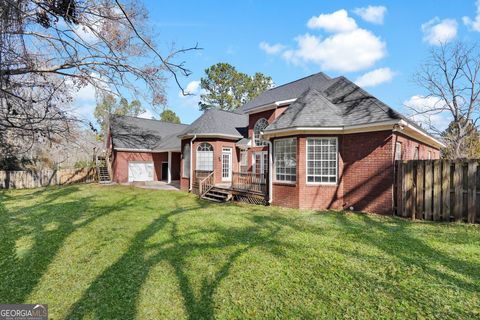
[265,76,409,132]
[178,109,248,138]
[110,115,189,151]
[242,72,333,112]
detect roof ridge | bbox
[334,76,402,119]
[112,114,189,126]
[261,72,329,94]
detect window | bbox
[196,143,214,171]
[274,138,297,182]
[306,137,337,184]
[428,151,432,160]
[254,118,269,146]
[240,150,248,173]
[182,144,190,178]
[395,142,402,161]
[414,146,419,160]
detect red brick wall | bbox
[341,131,394,214]
[112,150,180,183]
[393,132,440,160]
[179,137,239,189]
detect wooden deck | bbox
[193,171,268,205]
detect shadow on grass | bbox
[332,213,480,293]
[66,199,297,319]
[0,186,139,303]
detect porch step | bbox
[201,187,232,203]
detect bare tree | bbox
[409,42,480,159]
[0,0,199,155]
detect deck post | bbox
[167,151,172,184]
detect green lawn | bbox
[0,185,479,319]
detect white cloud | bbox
[178,80,203,108]
[138,109,154,119]
[353,5,387,24]
[307,9,357,33]
[463,0,480,31]
[259,41,286,55]
[182,80,201,96]
[404,95,450,131]
[355,67,395,87]
[282,29,386,72]
[421,18,458,45]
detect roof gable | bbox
[242,72,333,112]
[178,109,248,138]
[265,76,405,131]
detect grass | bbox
[0,184,479,319]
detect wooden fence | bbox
[0,168,97,189]
[395,160,480,223]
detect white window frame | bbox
[306,137,338,185]
[182,143,190,178]
[274,138,297,183]
[254,118,269,147]
[395,142,402,161]
[221,147,232,181]
[196,143,214,171]
[239,150,248,173]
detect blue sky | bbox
[74,0,480,129]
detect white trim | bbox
[272,137,297,183]
[114,147,180,153]
[398,120,446,148]
[221,147,232,182]
[305,137,339,186]
[262,119,445,149]
[189,135,197,191]
[245,98,296,114]
[267,141,273,203]
[167,151,172,184]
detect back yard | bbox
[0,184,479,319]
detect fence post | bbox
[424,161,433,220]
[467,161,477,224]
[415,161,424,220]
[433,160,442,221]
[396,161,404,216]
[405,161,414,218]
[454,162,464,221]
[441,161,451,221]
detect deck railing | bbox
[199,171,214,196]
[232,172,267,194]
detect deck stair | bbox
[96,155,112,184]
[201,187,232,203]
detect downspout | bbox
[189,135,197,191]
[267,141,273,204]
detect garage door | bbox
[128,162,154,182]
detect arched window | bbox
[182,143,190,178]
[196,143,214,171]
[254,118,269,146]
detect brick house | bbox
[108,72,443,214]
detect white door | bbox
[128,161,154,182]
[222,148,232,181]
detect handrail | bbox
[232,171,267,194]
[199,171,214,196]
